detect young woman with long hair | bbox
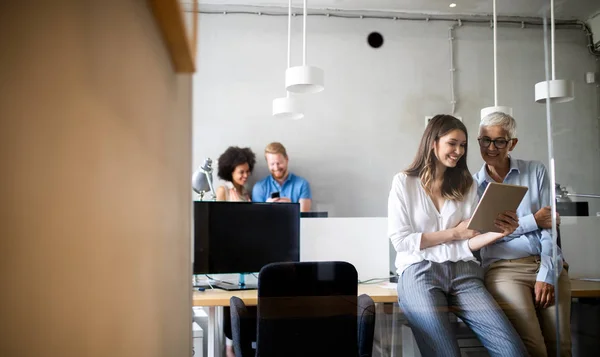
[388,115,527,357]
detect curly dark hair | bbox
[217,146,256,182]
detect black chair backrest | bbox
[256,261,359,357]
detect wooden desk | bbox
[193,283,399,306]
[193,280,600,306]
[570,279,600,298]
[195,280,600,357]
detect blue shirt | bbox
[252,173,311,203]
[473,158,563,285]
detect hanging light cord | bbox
[303,0,307,65]
[493,0,498,106]
[286,0,292,98]
[551,0,556,80]
[287,0,292,69]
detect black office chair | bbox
[230,261,376,357]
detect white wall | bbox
[193,14,600,217]
[0,1,192,356]
[588,11,600,46]
[560,217,600,278]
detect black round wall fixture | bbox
[367,32,384,49]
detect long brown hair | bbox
[404,114,473,201]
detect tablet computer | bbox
[467,182,528,233]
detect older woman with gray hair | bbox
[474,112,571,356]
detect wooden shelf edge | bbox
[149,0,196,73]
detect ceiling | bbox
[195,0,600,20]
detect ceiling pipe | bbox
[189,7,600,57]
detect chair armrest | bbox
[357,294,376,357]
[230,296,255,357]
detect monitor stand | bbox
[213,273,257,291]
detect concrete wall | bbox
[193,14,600,217]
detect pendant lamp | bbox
[285,0,324,94]
[534,0,574,103]
[273,0,304,119]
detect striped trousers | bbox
[397,260,528,357]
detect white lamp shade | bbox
[480,106,513,119]
[272,96,304,120]
[285,65,324,94]
[534,79,574,103]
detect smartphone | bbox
[270,192,280,199]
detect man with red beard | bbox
[252,142,312,212]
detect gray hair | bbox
[479,112,517,138]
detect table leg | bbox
[207,306,225,357]
[390,303,398,357]
[208,307,216,357]
[215,306,223,357]
[375,303,390,357]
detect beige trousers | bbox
[485,256,572,357]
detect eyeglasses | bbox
[477,137,512,149]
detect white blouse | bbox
[387,173,479,276]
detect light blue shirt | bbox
[252,173,311,203]
[473,158,563,285]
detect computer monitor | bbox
[556,201,589,217]
[300,211,328,218]
[193,201,300,290]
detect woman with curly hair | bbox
[216,146,256,202]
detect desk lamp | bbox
[192,158,216,201]
[556,184,600,202]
